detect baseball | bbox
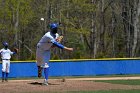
[62,78,66,82]
[40,18,44,21]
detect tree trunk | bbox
[111,3,116,57]
[122,0,131,57]
[14,1,20,60]
[92,0,97,58]
[98,0,105,58]
[132,0,140,57]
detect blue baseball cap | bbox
[3,42,8,47]
[50,23,58,29]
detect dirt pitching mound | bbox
[0,78,140,93]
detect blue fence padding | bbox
[0,59,140,78]
[9,62,37,77]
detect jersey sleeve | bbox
[52,41,64,49]
[0,49,2,53]
[0,49,4,54]
[47,32,64,49]
[50,37,64,49]
[9,50,16,55]
[55,33,59,39]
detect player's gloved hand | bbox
[56,36,63,43]
[13,48,19,53]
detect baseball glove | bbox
[56,36,63,43]
[51,36,63,48]
[13,48,19,53]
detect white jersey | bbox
[0,48,14,60]
[37,31,59,50]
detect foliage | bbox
[0,0,139,60]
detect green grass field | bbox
[94,79,140,85]
[68,79,140,93]
[22,90,140,93]
[6,74,140,79]
[66,90,140,93]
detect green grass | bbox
[20,90,140,93]
[94,80,140,85]
[67,90,140,93]
[50,74,140,78]
[0,74,140,80]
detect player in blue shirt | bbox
[36,23,73,85]
[0,42,17,82]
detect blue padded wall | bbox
[0,59,140,78]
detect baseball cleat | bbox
[42,82,49,86]
[42,79,49,86]
[38,66,43,78]
[5,79,8,82]
[2,79,4,82]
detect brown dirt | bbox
[0,77,140,93]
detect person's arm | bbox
[10,49,18,55]
[52,41,64,49]
[0,50,2,54]
[10,51,16,55]
[63,47,73,51]
[52,41,73,51]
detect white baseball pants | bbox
[2,60,10,73]
[36,47,50,68]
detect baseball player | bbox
[0,42,17,82]
[36,23,73,85]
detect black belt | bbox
[2,59,10,60]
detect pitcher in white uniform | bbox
[0,42,16,82]
[36,23,73,85]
